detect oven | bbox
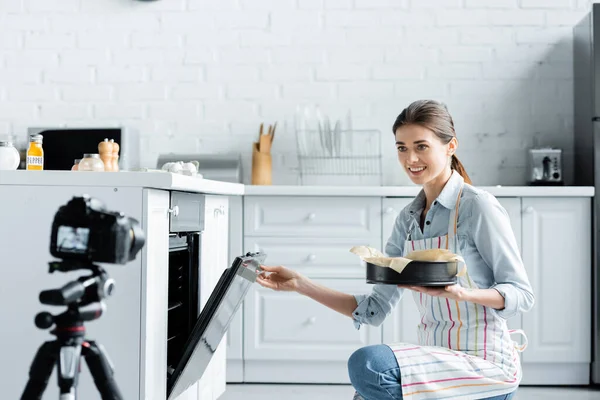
[164,191,265,399]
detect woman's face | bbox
[395,124,456,186]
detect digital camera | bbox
[49,195,145,265]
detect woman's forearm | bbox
[296,277,359,318]
[463,288,506,310]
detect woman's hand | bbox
[257,265,304,292]
[398,284,468,302]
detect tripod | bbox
[21,262,123,400]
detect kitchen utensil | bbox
[333,120,341,157]
[366,260,458,286]
[270,122,276,144]
[346,110,353,155]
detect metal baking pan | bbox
[366,260,458,286]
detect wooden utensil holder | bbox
[251,144,272,185]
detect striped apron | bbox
[388,179,527,400]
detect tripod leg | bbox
[82,340,124,400]
[56,343,83,400]
[21,341,59,400]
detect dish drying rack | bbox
[295,129,382,186]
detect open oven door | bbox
[166,252,266,400]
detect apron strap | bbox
[508,329,528,353]
[447,174,464,252]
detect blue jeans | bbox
[347,344,516,400]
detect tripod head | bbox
[35,261,115,339]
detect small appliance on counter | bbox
[527,148,563,186]
[26,127,140,171]
[156,153,243,183]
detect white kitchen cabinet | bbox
[520,197,591,384]
[243,279,382,383]
[241,196,383,384]
[244,196,381,238]
[236,194,593,387]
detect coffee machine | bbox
[528,148,563,185]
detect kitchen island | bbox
[0,170,243,400]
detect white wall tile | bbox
[0,0,592,185]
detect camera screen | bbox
[56,226,90,254]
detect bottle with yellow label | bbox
[26,134,44,170]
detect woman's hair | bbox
[392,99,472,184]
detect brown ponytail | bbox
[393,99,472,184]
[451,154,472,184]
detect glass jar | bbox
[26,134,44,170]
[0,141,20,170]
[78,154,104,172]
[71,159,82,171]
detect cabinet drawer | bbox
[169,191,205,233]
[244,237,379,279]
[244,196,381,238]
[243,279,381,362]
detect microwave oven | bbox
[26,127,141,171]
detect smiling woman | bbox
[393,100,472,187]
[256,100,534,400]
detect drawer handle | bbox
[168,206,179,217]
[307,254,316,262]
[306,316,317,325]
[384,207,395,215]
[524,206,534,214]
[306,213,316,221]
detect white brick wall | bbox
[0,0,594,185]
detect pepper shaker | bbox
[98,138,113,171]
[110,139,120,172]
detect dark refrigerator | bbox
[574,4,600,385]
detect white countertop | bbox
[244,184,595,197]
[0,170,244,196]
[0,171,594,197]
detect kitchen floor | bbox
[220,384,600,399]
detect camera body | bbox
[49,195,145,265]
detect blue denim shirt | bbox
[352,171,535,329]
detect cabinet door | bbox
[198,195,229,400]
[244,279,382,362]
[521,197,591,363]
[496,198,523,335]
[381,198,420,344]
[244,237,380,279]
